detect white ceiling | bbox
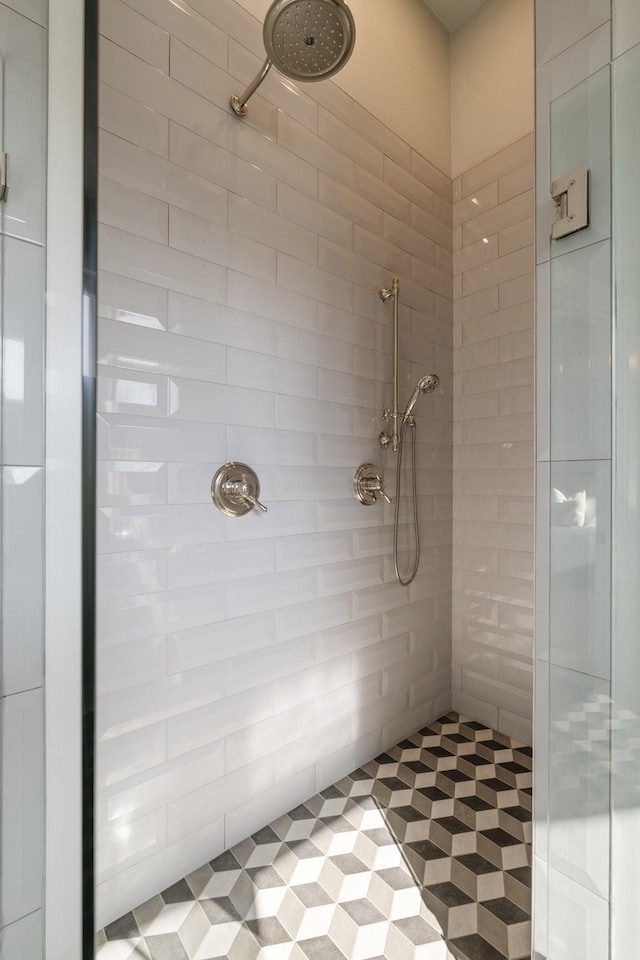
[423,0,489,32]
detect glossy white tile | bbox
[2,0,46,24]
[229,193,318,265]
[547,863,609,960]
[2,238,45,466]
[614,0,640,56]
[99,81,169,158]
[1,7,47,244]
[99,224,226,302]
[549,460,611,680]
[229,116,318,199]
[536,0,610,66]
[99,318,226,385]
[97,503,226,556]
[100,0,169,71]
[98,635,168,696]
[100,130,228,225]
[550,67,611,260]
[0,909,43,960]
[99,270,168,331]
[97,550,168,601]
[98,366,168,418]
[169,121,276,211]
[2,467,43,696]
[170,206,275,282]
[168,539,276,590]
[169,378,276,429]
[550,241,611,460]
[121,0,227,70]
[1,689,44,924]
[98,412,226,464]
[227,347,316,400]
[100,37,229,148]
[97,460,167,507]
[167,610,276,675]
[536,23,611,265]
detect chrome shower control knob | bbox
[354,464,391,506]
[211,463,268,517]
[378,431,392,448]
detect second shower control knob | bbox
[354,464,391,506]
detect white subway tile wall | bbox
[451,135,535,744]
[0,4,47,957]
[96,0,453,925]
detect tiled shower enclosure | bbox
[96,0,455,925]
[95,0,536,936]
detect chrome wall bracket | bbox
[211,462,268,517]
[551,165,589,240]
[354,463,391,506]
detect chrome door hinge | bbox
[551,165,589,240]
[0,152,8,202]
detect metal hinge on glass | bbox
[0,153,7,202]
[551,165,589,240]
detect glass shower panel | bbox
[550,66,611,260]
[612,39,640,960]
[549,241,611,462]
[543,61,613,960]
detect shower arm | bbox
[230,59,273,117]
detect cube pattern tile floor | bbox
[96,713,532,960]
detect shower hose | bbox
[394,415,420,586]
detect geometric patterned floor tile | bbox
[97,713,532,960]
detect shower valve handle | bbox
[230,479,268,513]
[241,493,268,513]
[354,464,391,506]
[211,463,268,517]
[363,477,391,504]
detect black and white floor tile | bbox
[96,712,532,960]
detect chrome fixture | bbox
[230,0,356,117]
[402,374,440,425]
[354,463,391,506]
[551,165,589,240]
[392,372,440,587]
[377,277,441,585]
[211,463,268,517]
[377,277,401,452]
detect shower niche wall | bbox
[95,0,535,952]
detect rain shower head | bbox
[231,0,356,116]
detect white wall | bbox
[451,134,535,743]
[0,2,48,956]
[451,0,534,177]
[236,0,452,175]
[96,0,453,925]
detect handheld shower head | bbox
[402,374,440,423]
[231,0,356,116]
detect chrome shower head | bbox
[402,374,440,423]
[231,0,356,116]
[417,374,440,394]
